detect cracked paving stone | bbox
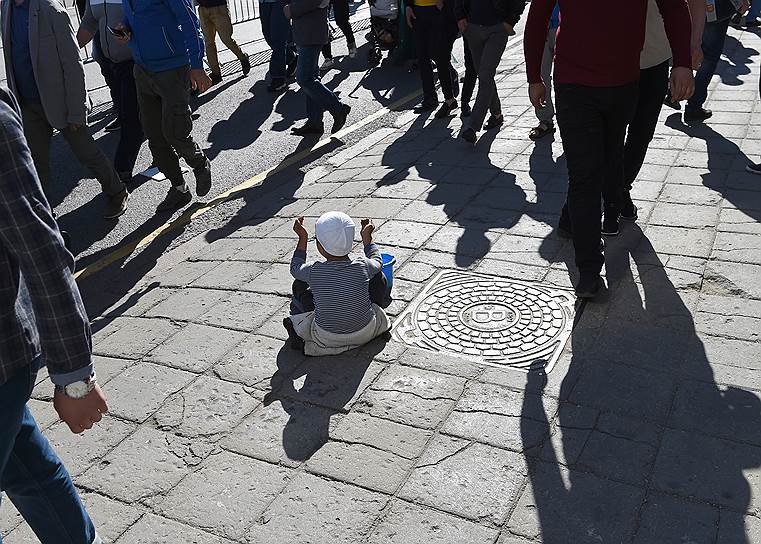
[354,365,466,429]
[79,427,204,503]
[541,404,598,467]
[399,435,527,525]
[247,473,387,544]
[396,261,439,283]
[199,292,285,332]
[144,288,228,321]
[117,514,236,544]
[368,499,499,544]
[223,399,339,467]
[80,492,143,543]
[190,261,268,290]
[27,398,59,430]
[242,263,293,295]
[632,493,718,544]
[703,260,761,299]
[103,361,196,423]
[642,225,715,259]
[153,376,259,438]
[712,231,761,265]
[150,451,291,541]
[398,347,485,379]
[441,382,557,453]
[145,323,246,373]
[652,428,761,510]
[507,461,644,542]
[93,355,134,385]
[375,221,440,249]
[332,412,432,460]
[213,334,305,389]
[93,317,180,359]
[47,417,135,477]
[690,335,761,374]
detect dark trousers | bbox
[463,22,508,131]
[296,45,343,124]
[412,5,458,102]
[322,0,356,58]
[260,2,297,81]
[290,274,392,315]
[461,34,477,106]
[555,82,638,274]
[100,58,145,176]
[687,17,731,112]
[92,34,120,111]
[623,60,669,194]
[133,64,207,187]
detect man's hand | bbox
[113,23,131,44]
[457,18,467,33]
[406,6,415,28]
[503,22,514,35]
[691,45,704,70]
[669,66,695,102]
[283,4,292,19]
[528,82,546,109]
[54,384,109,434]
[190,69,212,94]
[293,216,308,239]
[360,218,374,245]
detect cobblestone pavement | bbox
[3,26,761,544]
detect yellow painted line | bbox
[75,35,526,282]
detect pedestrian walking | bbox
[459,34,477,117]
[320,0,357,70]
[405,0,459,114]
[685,0,748,123]
[284,0,352,136]
[77,0,146,184]
[455,0,525,143]
[0,86,109,544]
[524,0,694,298]
[529,2,558,141]
[260,0,298,92]
[114,0,213,213]
[198,0,252,85]
[1,0,129,219]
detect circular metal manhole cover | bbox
[392,270,576,372]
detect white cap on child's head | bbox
[315,211,356,256]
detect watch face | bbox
[66,381,91,398]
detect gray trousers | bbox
[463,22,509,132]
[21,102,125,198]
[133,64,207,187]
[535,27,557,123]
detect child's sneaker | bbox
[283,318,305,352]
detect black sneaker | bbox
[601,213,619,236]
[620,202,638,222]
[575,273,602,299]
[194,159,212,197]
[461,103,471,117]
[292,122,324,136]
[241,56,251,76]
[118,171,134,185]
[663,92,681,110]
[557,207,572,239]
[104,118,120,132]
[330,103,351,134]
[104,189,129,219]
[267,79,288,93]
[435,100,457,119]
[156,187,192,213]
[210,72,223,85]
[283,318,305,351]
[746,163,761,175]
[484,114,504,131]
[414,99,438,113]
[684,108,713,124]
[460,127,477,144]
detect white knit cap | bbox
[315,211,355,256]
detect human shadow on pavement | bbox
[520,228,761,542]
[262,339,388,462]
[716,34,758,87]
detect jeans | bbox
[134,63,208,187]
[536,27,556,123]
[295,44,342,124]
[555,82,638,274]
[100,59,145,176]
[411,5,458,102]
[291,274,392,315]
[461,35,476,107]
[322,0,355,58]
[464,22,509,131]
[200,5,247,76]
[20,102,126,199]
[260,2,297,81]
[0,359,99,544]
[687,17,731,112]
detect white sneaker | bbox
[348,44,357,58]
[320,58,335,71]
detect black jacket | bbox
[454,0,525,26]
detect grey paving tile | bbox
[349,197,410,219]
[81,492,143,544]
[375,220,440,249]
[93,317,181,360]
[642,225,715,258]
[27,398,59,430]
[144,288,227,321]
[190,261,267,290]
[145,323,246,373]
[116,514,235,544]
[703,260,761,299]
[199,292,285,331]
[398,347,486,379]
[712,231,761,264]
[649,202,720,228]
[157,260,220,288]
[633,493,718,544]
[660,184,722,206]
[718,208,761,235]
[92,355,134,385]
[47,417,135,477]
[213,333,303,389]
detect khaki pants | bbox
[199,5,245,76]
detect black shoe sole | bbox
[156,191,192,213]
[331,106,351,134]
[292,125,324,136]
[575,277,602,299]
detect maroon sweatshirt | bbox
[524,0,693,88]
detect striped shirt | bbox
[290,243,383,335]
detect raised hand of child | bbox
[293,217,308,238]
[360,218,374,245]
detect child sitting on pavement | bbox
[284,211,392,356]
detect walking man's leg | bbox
[461,35,477,115]
[19,103,54,196]
[686,19,730,121]
[412,6,438,107]
[531,28,556,140]
[112,61,145,182]
[332,0,355,51]
[294,44,349,134]
[0,360,100,544]
[434,13,459,117]
[211,5,250,74]
[199,7,222,83]
[264,2,293,90]
[463,24,508,139]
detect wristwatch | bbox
[57,373,97,399]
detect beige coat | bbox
[1,0,87,129]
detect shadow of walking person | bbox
[517,227,761,542]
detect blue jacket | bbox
[122,0,205,72]
[549,3,559,29]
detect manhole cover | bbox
[392,270,576,373]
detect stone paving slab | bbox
[4,25,761,544]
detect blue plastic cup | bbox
[381,253,396,289]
